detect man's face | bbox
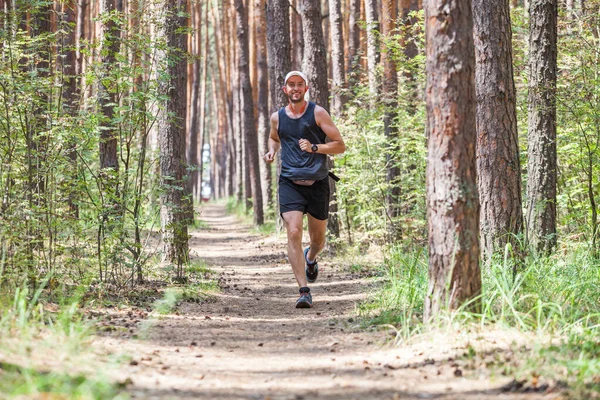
[283,76,308,103]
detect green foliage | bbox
[357,246,427,340]
[0,285,126,398]
[555,13,600,254]
[0,363,126,400]
[336,10,427,247]
[0,4,184,292]
[362,243,600,394]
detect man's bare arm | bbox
[264,112,281,163]
[298,106,346,155]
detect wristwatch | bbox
[311,143,318,153]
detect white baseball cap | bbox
[284,71,308,85]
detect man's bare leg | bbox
[282,211,308,288]
[306,214,327,262]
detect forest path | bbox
[99,203,552,400]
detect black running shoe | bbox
[304,247,319,283]
[295,287,313,308]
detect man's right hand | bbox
[264,150,275,164]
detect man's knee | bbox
[287,225,303,242]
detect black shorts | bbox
[279,176,330,220]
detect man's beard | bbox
[287,92,304,103]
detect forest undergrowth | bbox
[356,242,600,398]
[0,258,218,399]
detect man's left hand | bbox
[299,139,312,152]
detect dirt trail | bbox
[98,204,555,400]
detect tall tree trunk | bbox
[98,0,120,173]
[346,0,361,88]
[526,0,557,254]
[291,0,304,69]
[235,0,264,225]
[255,0,272,211]
[229,3,243,203]
[365,0,380,99]
[473,0,524,260]
[197,3,210,199]
[400,0,420,113]
[211,0,234,198]
[160,0,190,277]
[267,0,292,111]
[300,0,329,110]
[329,0,346,117]
[187,0,201,203]
[61,0,80,218]
[382,0,400,241]
[26,0,53,272]
[424,0,481,321]
[300,0,340,240]
[321,0,330,77]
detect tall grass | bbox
[0,284,126,399]
[360,244,600,394]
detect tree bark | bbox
[98,0,121,173]
[255,0,272,210]
[400,0,420,113]
[235,0,264,225]
[473,0,524,260]
[291,0,304,69]
[197,3,210,200]
[526,0,557,254]
[365,0,380,99]
[61,0,81,218]
[328,0,346,117]
[346,0,361,87]
[186,0,201,202]
[267,0,292,111]
[159,0,190,276]
[382,0,400,241]
[300,0,329,110]
[424,0,481,321]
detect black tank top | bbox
[277,102,329,180]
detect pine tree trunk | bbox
[267,0,292,111]
[235,0,264,225]
[300,0,329,109]
[365,0,380,99]
[329,0,346,117]
[400,0,420,114]
[61,0,80,218]
[526,0,557,254]
[347,0,361,87]
[382,0,400,241]
[98,0,120,173]
[197,4,210,199]
[159,0,190,277]
[473,0,524,260]
[424,0,481,321]
[186,0,201,203]
[291,0,304,69]
[255,0,272,210]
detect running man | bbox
[263,71,346,308]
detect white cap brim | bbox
[284,71,308,85]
